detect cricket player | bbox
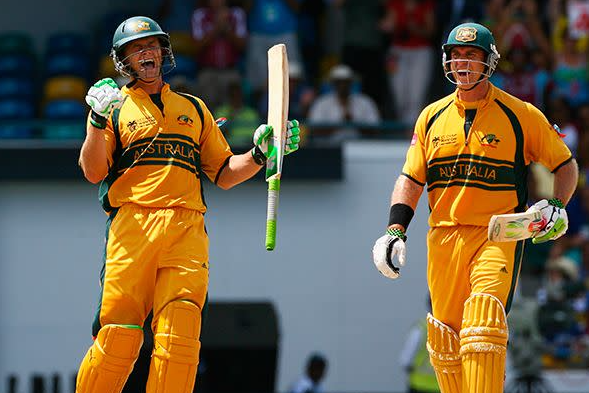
[372,23,578,393]
[76,16,300,393]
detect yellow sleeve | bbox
[197,99,234,182]
[85,111,116,168]
[401,109,428,185]
[524,103,572,172]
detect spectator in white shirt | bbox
[290,352,328,393]
[308,64,381,143]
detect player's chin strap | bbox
[457,68,488,91]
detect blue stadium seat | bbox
[0,98,35,138]
[168,54,197,79]
[42,99,86,139]
[0,54,35,77]
[0,77,34,99]
[47,32,88,55]
[44,99,86,119]
[43,123,84,139]
[45,53,91,79]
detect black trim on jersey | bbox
[494,99,527,213]
[505,240,525,314]
[118,160,201,176]
[214,156,232,185]
[428,154,514,167]
[427,181,516,192]
[177,92,205,127]
[126,133,200,151]
[177,92,208,208]
[401,172,426,187]
[150,93,164,112]
[464,109,476,141]
[99,108,123,212]
[426,101,452,135]
[552,156,573,173]
[92,207,119,337]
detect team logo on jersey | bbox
[456,27,477,42]
[126,116,157,132]
[410,132,418,146]
[127,120,137,132]
[479,133,500,148]
[177,115,193,126]
[132,20,151,32]
[432,134,457,148]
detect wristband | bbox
[386,227,407,242]
[548,198,565,209]
[251,145,267,166]
[388,203,415,230]
[90,111,107,129]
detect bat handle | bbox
[265,178,281,251]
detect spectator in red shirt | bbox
[192,0,248,109]
[381,0,436,128]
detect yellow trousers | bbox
[427,226,522,333]
[77,204,209,393]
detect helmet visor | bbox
[112,45,176,79]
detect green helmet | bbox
[110,16,175,77]
[442,23,500,84]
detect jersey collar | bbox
[453,82,496,111]
[122,81,170,98]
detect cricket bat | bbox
[488,209,547,242]
[265,44,289,251]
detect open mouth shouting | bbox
[138,58,158,74]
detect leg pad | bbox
[146,300,202,393]
[460,293,508,393]
[76,324,143,393]
[426,313,462,393]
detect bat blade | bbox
[265,44,289,251]
[488,209,546,242]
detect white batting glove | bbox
[528,198,568,244]
[372,228,407,280]
[85,78,124,119]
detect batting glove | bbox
[372,228,407,280]
[528,198,568,244]
[86,78,124,128]
[251,120,301,163]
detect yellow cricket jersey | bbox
[88,83,233,213]
[403,83,572,228]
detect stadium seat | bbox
[0,77,34,99]
[43,76,87,102]
[0,54,35,77]
[42,99,86,139]
[168,54,197,79]
[47,32,88,55]
[98,55,117,79]
[44,99,86,119]
[0,98,35,138]
[45,53,91,79]
[169,31,196,57]
[0,32,34,55]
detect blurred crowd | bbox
[0,1,588,149]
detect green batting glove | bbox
[530,198,569,244]
[284,119,300,155]
[251,120,301,164]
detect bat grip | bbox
[265,178,280,251]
